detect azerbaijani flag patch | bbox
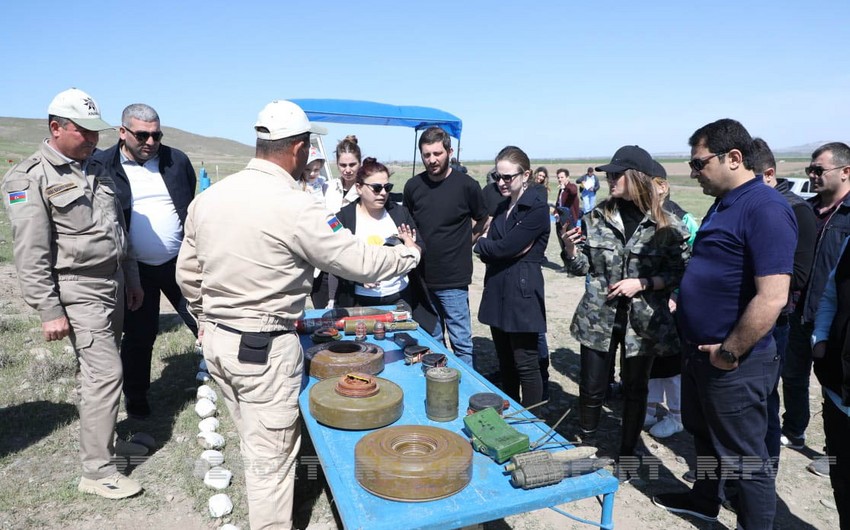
[327,215,342,232]
[8,190,27,205]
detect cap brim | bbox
[595,163,627,173]
[70,117,114,132]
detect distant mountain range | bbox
[1,117,841,169]
[0,117,253,176]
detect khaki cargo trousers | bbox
[203,322,303,530]
[59,270,124,480]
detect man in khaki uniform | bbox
[2,88,144,499]
[176,100,421,530]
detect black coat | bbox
[93,143,197,230]
[334,199,438,332]
[475,188,550,333]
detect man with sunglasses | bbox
[779,142,850,472]
[2,88,143,499]
[93,104,198,420]
[653,119,796,527]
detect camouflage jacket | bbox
[567,202,690,358]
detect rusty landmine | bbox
[354,425,473,502]
[306,340,385,379]
[309,375,403,430]
[335,373,379,398]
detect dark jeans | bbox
[822,394,850,530]
[682,342,780,529]
[122,257,198,400]
[491,327,542,408]
[782,311,813,440]
[767,318,789,462]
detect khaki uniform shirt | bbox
[176,158,420,332]
[2,141,138,323]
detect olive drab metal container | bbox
[425,367,459,422]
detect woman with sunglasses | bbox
[561,145,689,470]
[334,159,435,325]
[475,146,550,408]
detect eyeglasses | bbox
[606,172,624,181]
[805,165,849,177]
[493,171,524,183]
[123,126,163,143]
[364,183,394,194]
[688,152,727,172]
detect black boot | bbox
[579,397,603,435]
[619,398,648,458]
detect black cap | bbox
[651,159,667,179]
[595,145,655,175]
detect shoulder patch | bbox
[7,189,27,205]
[45,182,78,199]
[327,215,343,232]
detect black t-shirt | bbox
[403,169,487,289]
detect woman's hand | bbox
[559,225,583,257]
[606,278,645,300]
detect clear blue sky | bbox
[2,0,848,162]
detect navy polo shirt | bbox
[678,177,796,349]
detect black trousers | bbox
[578,304,653,456]
[121,257,198,399]
[822,395,850,530]
[491,327,542,408]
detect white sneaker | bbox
[650,417,683,438]
[78,472,142,499]
[643,415,658,429]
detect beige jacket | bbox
[2,141,138,322]
[176,158,420,332]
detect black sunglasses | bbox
[688,152,727,172]
[493,171,524,183]
[123,126,163,143]
[364,182,394,193]
[805,165,849,178]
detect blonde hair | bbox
[602,169,671,230]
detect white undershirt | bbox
[354,208,408,297]
[121,153,183,265]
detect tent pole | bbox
[412,130,419,179]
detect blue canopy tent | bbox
[289,99,463,174]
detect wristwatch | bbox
[718,347,738,364]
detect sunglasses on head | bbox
[688,152,727,172]
[123,126,163,143]
[364,182,393,193]
[805,165,849,178]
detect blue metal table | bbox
[297,311,618,530]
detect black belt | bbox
[215,322,294,336]
[776,314,789,327]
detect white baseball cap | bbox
[307,145,326,165]
[254,100,326,140]
[47,88,113,131]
